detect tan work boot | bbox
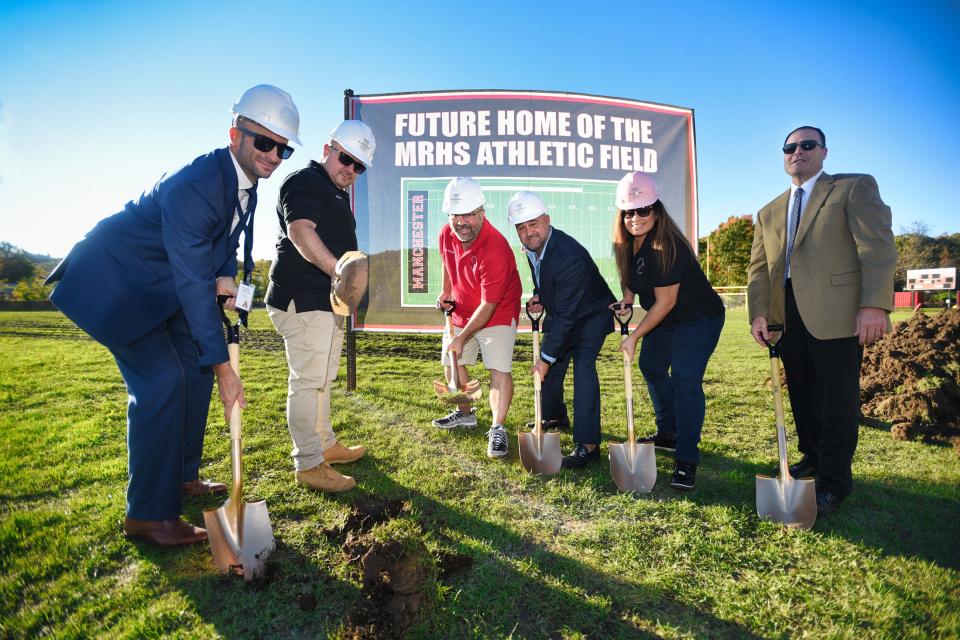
[295,463,356,492]
[323,441,367,464]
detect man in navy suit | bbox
[508,191,616,468]
[46,85,301,547]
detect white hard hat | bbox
[507,191,548,225]
[231,84,302,145]
[442,177,485,215]
[615,171,659,209]
[330,120,376,167]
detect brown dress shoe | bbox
[182,480,228,496]
[296,462,356,492]
[123,517,208,547]
[322,441,367,465]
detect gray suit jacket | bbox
[747,172,897,340]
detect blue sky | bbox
[1,0,957,260]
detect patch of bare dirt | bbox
[861,308,960,453]
[332,497,473,639]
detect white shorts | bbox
[441,320,517,373]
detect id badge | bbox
[235,282,255,312]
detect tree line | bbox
[3,222,959,302]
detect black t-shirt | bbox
[266,161,357,312]
[628,237,724,326]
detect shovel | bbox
[755,324,817,530]
[432,300,482,405]
[203,303,276,581]
[517,301,562,475]
[608,304,656,493]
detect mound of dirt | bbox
[860,308,960,452]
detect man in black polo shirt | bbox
[266,120,376,493]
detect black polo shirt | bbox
[628,237,724,327]
[266,161,357,313]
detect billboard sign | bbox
[348,90,697,331]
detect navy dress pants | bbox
[109,310,214,520]
[541,311,611,445]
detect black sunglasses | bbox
[782,139,823,154]
[238,127,294,160]
[334,149,366,174]
[622,205,655,219]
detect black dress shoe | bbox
[787,457,817,478]
[123,517,208,547]
[562,443,600,468]
[525,418,570,431]
[815,488,842,515]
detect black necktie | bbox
[241,188,257,285]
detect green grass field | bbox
[1,309,957,639]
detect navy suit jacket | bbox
[48,147,248,366]
[532,228,616,358]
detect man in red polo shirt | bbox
[433,177,523,458]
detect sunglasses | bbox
[334,148,367,174]
[782,139,823,154]
[622,206,655,219]
[238,127,295,159]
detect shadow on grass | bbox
[347,460,763,639]
[562,445,960,571]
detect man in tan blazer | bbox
[747,125,896,515]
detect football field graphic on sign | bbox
[401,176,621,306]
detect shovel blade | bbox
[517,431,562,475]
[755,474,817,530]
[609,442,656,493]
[204,499,276,581]
[433,378,482,405]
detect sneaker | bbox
[296,463,356,493]
[524,418,570,432]
[561,443,600,468]
[638,432,677,452]
[486,425,508,458]
[670,460,697,491]
[433,409,478,430]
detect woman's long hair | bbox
[612,200,691,291]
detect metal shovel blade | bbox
[756,474,817,530]
[204,497,275,581]
[518,431,563,475]
[754,328,817,530]
[609,441,656,493]
[518,366,562,475]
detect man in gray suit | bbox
[747,125,896,515]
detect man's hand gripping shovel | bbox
[203,299,276,580]
[517,301,562,475]
[755,324,817,530]
[608,304,656,493]
[432,300,482,405]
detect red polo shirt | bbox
[439,220,522,329]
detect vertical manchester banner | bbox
[348,90,697,331]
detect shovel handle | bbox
[761,323,784,358]
[623,350,636,443]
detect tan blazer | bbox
[747,172,897,340]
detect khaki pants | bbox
[267,301,344,471]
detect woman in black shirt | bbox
[611,172,724,491]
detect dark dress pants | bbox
[541,311,610,445]
[781,283,861,498]
[109,310,214,520]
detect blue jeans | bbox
[638,313,724,464]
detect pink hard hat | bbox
[615,171,659,209]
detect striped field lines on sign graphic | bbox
[400,176,621,307]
